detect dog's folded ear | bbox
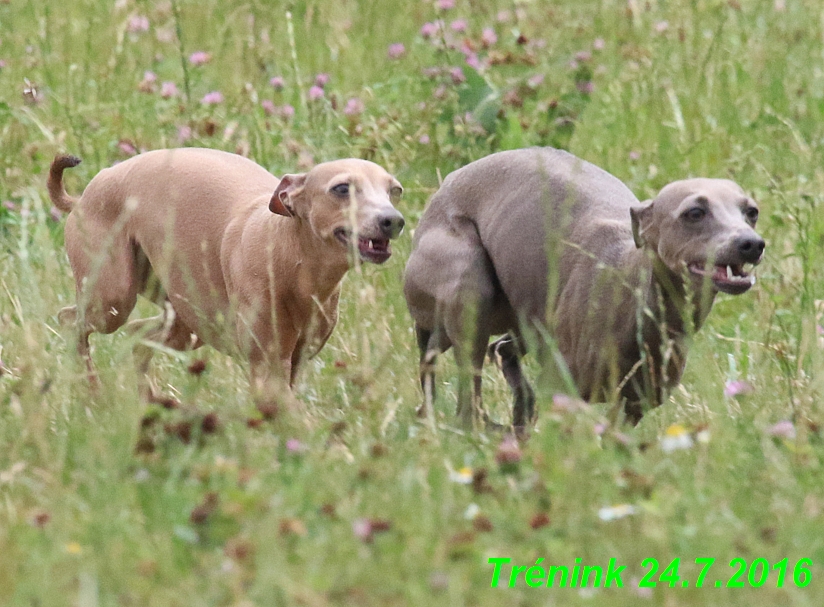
[270,173,307,217]
[630,200,654,249]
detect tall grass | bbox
[1,0,824,605]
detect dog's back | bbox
[404,147,647,425]
[410,147,639,326]
[73,147,276,236]
[61,148,280,344]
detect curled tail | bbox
[48,154,82,212]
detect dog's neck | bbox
[613,247,717,405]
[648,254,717,336]
[622,247,716,337]
[299,222,350,299]
[268,214,350,302]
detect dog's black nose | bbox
[378,210,405,239]
[735,235,765,263]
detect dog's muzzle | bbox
[686,231,765,296]
[334,208,404,264]
[377,209,405,240]
[688,262,755,295]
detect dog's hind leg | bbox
[623,401,644,426]
[415,325,448,426]
[489,334,535,431]
[447,313,491,431]
[64,227,142,388]
[57,305,98,387]
[128,303,202,406]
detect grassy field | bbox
[2,0,824,605]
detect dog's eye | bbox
[744,207,759,223]
[331,183,350,196]
[683,207,706,222]
[390,186,403,199]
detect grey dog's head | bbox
[631,178,764,295]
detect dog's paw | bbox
[57,305,78,326]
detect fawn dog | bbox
[49,148,404,406]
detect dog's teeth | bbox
[726,265,733,279]
[369,239,374,249]
[749,275,756,285]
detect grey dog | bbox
[404,147,764,429]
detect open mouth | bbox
[334,228,392,264]
[687,262,756,295]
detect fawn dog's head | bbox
[270,159,405,264]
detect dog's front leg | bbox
[248,348,294,411]
[246,320,308,424]
[236,301,292,406]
